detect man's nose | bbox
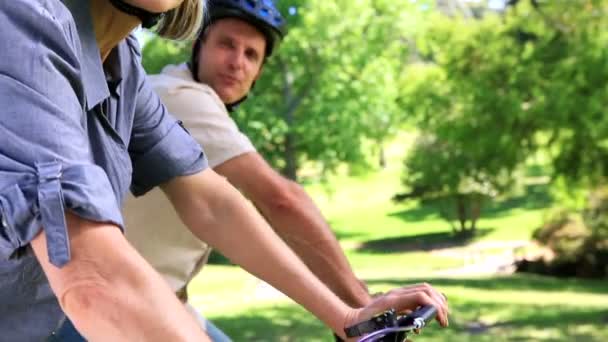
[227,50,245,70]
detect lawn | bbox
[188,141,608,341]
[190,273,608,341]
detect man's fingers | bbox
[426,289,449,326]
[357,283,450,329]
[386,291,448,327]
[384,286,449,327]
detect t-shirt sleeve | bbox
[156,85,256,168]
[126,39,208,197]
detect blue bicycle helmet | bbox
[190,0,286,109]
[191,0,286,79]
[205,0,286,56]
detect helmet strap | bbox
[108,0,165,28]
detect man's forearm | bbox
[163,170,353,336]
[214,153,371,308]
[31,212,209,342]
[256,181,371,307]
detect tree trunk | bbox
[469,194,482,232]
[276,55,317,181]
[456,194,467,233]
[280,61,299,181]
[283,132,297,181]
[378,144,387,169]
[438,198,458,233]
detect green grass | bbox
[188,138,607,341]
[190,268,608,341]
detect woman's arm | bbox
[31,212,210,342]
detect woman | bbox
[0,1,448,341]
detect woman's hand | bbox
[341,283,449,341]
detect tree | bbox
[397,0,608,235]
[142,0,434,180]
[141,33,190,74]
[398,133,509,236]
[235,0,431,179]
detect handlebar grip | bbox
[397,305,437,329]
[412,305,437,323]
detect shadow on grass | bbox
[356,228,494,253]
[420,302,608,341]
[483,183,553,218]
[390,183,554,223]
[387,203,439,222]
[365,274,608,295]
[209,304,328,341]
[331,224,369,241]
[206,281,608,342]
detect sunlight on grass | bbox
[187,135,607,341]
[191,267,608,341]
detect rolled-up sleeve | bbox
[0,2,123,267]
[127,39,208,196]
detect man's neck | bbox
[90,0,140,61]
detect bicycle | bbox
[344,305,438,342]
[48,305,437,341]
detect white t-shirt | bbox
[123,63,255,292]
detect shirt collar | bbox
[104,48,124,97]
[63,0,110,110]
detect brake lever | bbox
[357,305,437,342]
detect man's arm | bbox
[161,168,354,336]
[31,212,210,342]
[214,152,372,307]
[163,169,449,340]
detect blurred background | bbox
[140,0,608,340]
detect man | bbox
[126,0,381,339]
[0,0,448,341]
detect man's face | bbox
[196,18,267,104]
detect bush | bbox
[517,186,608,278]
[533,209,589,263]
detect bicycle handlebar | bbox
[397,305,437,329]
[357,305,437,342]
[48,305,438,342]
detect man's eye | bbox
[246,51,259,62]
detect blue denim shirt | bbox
[0,1,207,340]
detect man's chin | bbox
[217,91,243,105]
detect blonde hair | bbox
[155,0,204,41]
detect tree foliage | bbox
[234,0,436,179]
[142,0,435,180]
[141,33,190,74]
[397,0,608,234]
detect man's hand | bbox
[341,283,449,341]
